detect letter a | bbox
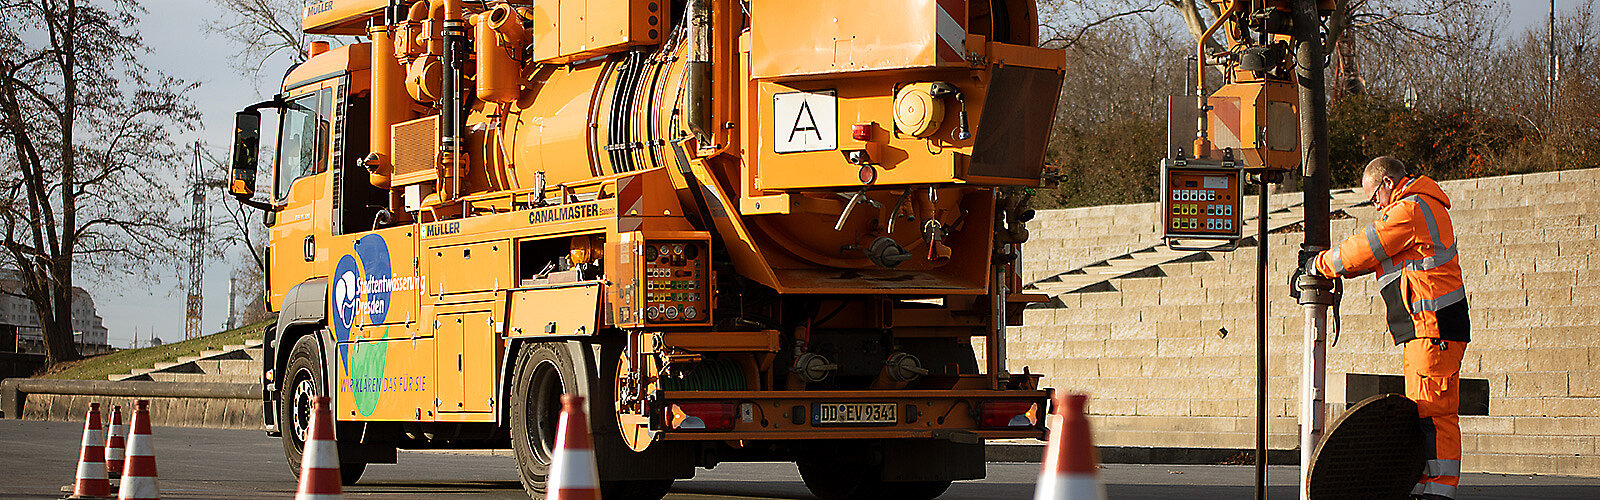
[789,99,823,142]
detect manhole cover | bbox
[1307,393,1425,500]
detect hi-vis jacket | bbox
[1315,176,1470,345]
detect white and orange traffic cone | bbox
[1033,393,1107,500]
[295,396,341,500]
[118,400,159,500]
[547,394,600,500]
[69,402,111,499]
[105,405,126,483]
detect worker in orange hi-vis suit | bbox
[1298,156,1471,500]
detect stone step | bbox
[214,359,257,376]
[146,372,259,384]
[151,361,203,373]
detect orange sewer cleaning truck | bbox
[226,1,1064,498]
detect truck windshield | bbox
[274,90,329,200]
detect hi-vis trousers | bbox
[1405,338,1467,499]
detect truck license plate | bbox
[814,403,897,425]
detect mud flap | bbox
[573,341,697,481]
[880,439,986,483]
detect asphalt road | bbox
[3,419,1597,499]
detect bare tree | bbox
[206,0,314,81]
[0,0,199,364]
[207,0,359,84]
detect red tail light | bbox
[978,401,1039,429]
[662,402,736,431]
[852,123,872,141]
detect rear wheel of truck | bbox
[509,341,675,499]
[280,333,367,485]
[797,459,952,500]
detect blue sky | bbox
[89,0,1584,347]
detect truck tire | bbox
[509,341,583,499]
[798,459,951,500]
[280,333,366,485]
[509,341,675,500]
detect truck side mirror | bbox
[231,110,262,198]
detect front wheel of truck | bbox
[280,333,366,485]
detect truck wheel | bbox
[510,341,676,500]
[280,333,366,485]
[797,459,951,500]
[509,342,576,498]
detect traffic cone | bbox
[1033,393,1106,500]
[69,402,110,498]
[295,396,341,500]
[547,394,600,500]
[105,405,126,482]
[118,400,159,500]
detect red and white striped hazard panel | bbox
[936,0,968,63]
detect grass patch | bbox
[37,318,275,381]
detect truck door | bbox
[268,87,334,306]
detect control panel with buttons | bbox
[1161,159,1244,246]
[641,240,709,324]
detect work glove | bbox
[1287,248,1321,299]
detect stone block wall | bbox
[1011,168,1600,476]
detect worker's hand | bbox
[1298,249,1322,278]
[1287,248,1320,299]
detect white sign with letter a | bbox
[772,90,837,153]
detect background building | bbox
[0,276,112,355]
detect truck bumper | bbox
[649,388,1050,441]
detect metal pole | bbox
[990,244,1010,391]
[1551,0,1558,112]
[1255,179,1269,500]
[1293,1,1334,499]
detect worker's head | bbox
[1362,156,1409,209]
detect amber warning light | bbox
[663,402,736,431]
[978,401,1040,429]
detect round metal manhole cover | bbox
[1308,393,1426,500]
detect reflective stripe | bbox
[82,428,104,446]
[1033,473,1107,500]
[1404,195,1457,271]
[1409,243,1458,271]
[549,447,599,490]
[118,477,160,499]
[1378,261,1403,287]
[303,437,340,469]
[77,458,107,480]
[1425,459,1462,477]
[1329,246,1348,276]
[1365,224,1390,262]
[1411,286,1467,314]
[935,2,968,60]
[1407,195,1445,246]
[1412,481,1458,498]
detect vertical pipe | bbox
[990,255,1008,391]
[1194,2,1244,159]
[439,0,465,200]
[685,0,712,145]
[1293,1,1332,499]
[1254,180,1268,500]
[369,7,414,212]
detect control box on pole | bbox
[1161,158,1245,251]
